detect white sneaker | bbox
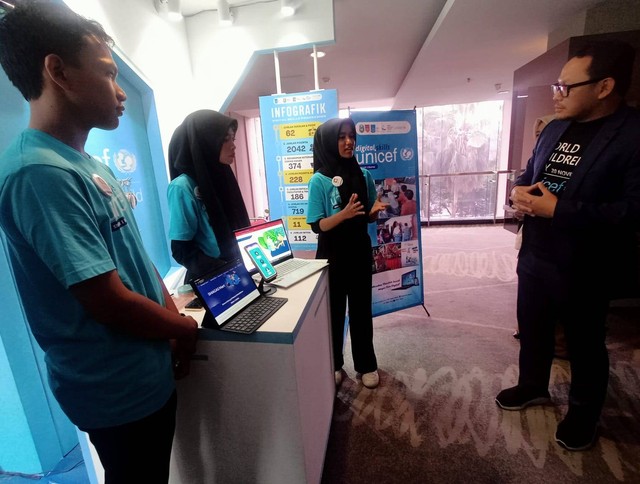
[362,370,379,389]
[334,370,343,386]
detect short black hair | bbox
[405,189,414,200]
[0,0,113,100]
[574,40,636,97]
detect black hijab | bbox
[313,117,369,213]
[312,118,370,262]
[168,110,250,260]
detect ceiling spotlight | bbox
[281,0,296,17]
[495,83,509,94]
[154,0,182,21]
[154,0,168,15]
[218,0,233,26]
[167,0,183,21]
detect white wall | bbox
[63,0,335,159]
[185,0,334,110]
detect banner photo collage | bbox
[350,110,424,316]
[259,89,339,251]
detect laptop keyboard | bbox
[223,296,288,334]
[275,259,309,276]
[271,259,326,287]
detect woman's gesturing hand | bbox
[342,193,366,220]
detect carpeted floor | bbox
[321,224,640,484]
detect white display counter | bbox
[169,268,334,484]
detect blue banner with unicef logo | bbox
[259,89,338,251]
[350,110,423,317]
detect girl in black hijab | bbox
[306,118,387,388]
[167,110,250,282]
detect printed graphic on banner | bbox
[350,110,423,317]
[259,90,338,251]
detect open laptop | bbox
[190,258,287,334]
[392,269,419,290]
[234,219,328,288]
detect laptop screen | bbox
[234,219,293,274]
[401,270,417,287]
[191,259,261,325]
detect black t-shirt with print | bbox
[524,117,608,264]
[536,117,607,196]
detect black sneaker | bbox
[555,411,598,451]
[495,385,551,411]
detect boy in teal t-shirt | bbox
[0,3,198,482]
[0,129,174,429]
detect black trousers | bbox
[516,253,609,421]
[83,391,177,484]
[328,257,377,374]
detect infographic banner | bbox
[259,89,338,251]
[350,110,424,317]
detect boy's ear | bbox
[43,53,69,91]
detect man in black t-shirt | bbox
[494,40,640,452]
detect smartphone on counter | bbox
[184,297,203,310]
[244,243,277,282]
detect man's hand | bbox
[510,182,557,218]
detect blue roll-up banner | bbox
[259,89,339,251]
[350,110,424,317]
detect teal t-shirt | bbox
[0,129,174,429]
[167,173,221,259]
[306,168,377,224]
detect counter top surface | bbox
[172,268,328,344]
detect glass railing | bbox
[419,170,519,224]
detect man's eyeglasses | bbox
[551,77,606,97]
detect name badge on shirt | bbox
[93,174,129,232]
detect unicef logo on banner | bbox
[114,150,137,173]
[400,147,414,161]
